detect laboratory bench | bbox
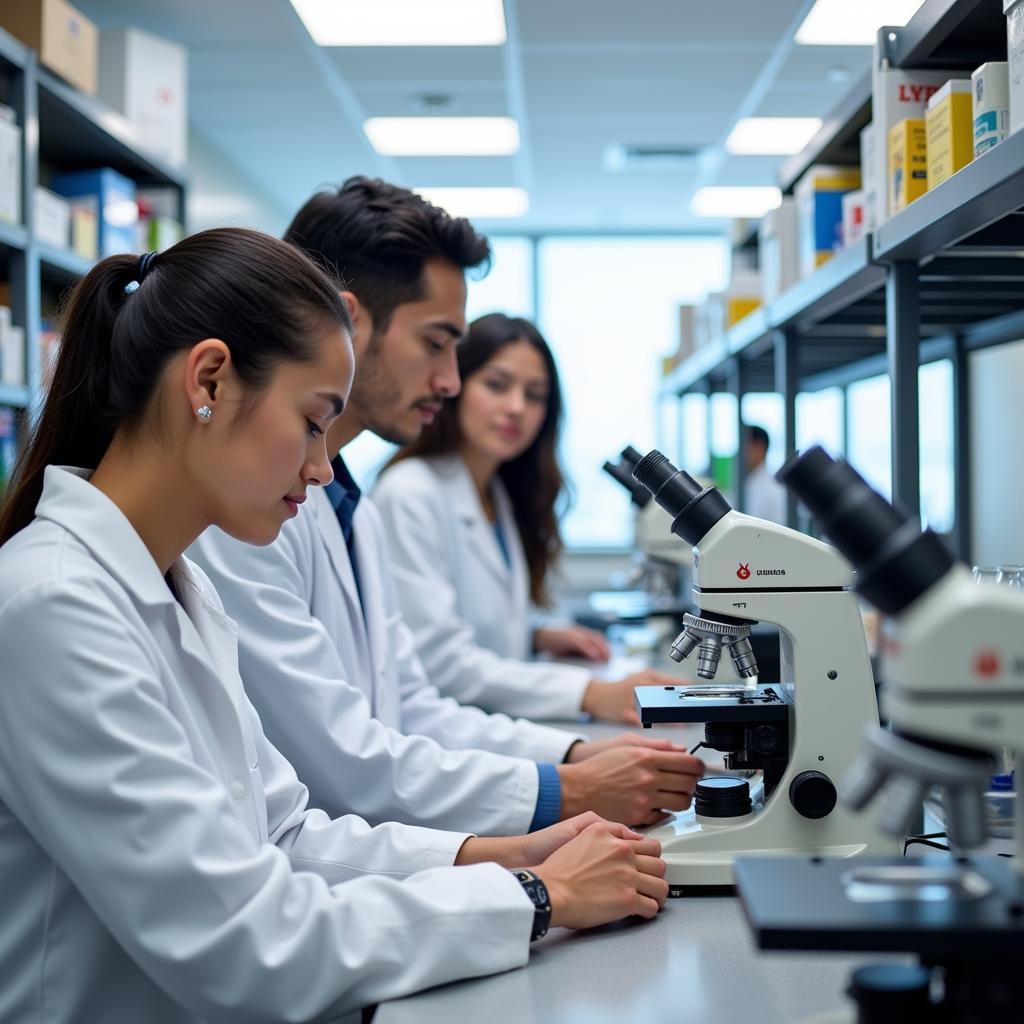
[375,712,895,1024]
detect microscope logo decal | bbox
[736,563,751,581]
[974,649,1001,679]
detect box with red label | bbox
[869,52,970,224]
[841,189,866,247]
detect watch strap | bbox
[512,868,552,942]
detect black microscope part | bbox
[777,446,955,616]
[602,445,652,507]
[695,776,752,818]
[631,450,731,546]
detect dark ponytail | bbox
[0,227,350,545]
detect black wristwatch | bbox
[512,868,552,941]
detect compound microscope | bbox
[602,445,692,614]
[629,450,896,891]
[736,447,1024,1022]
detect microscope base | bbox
[646,793,890,890]
[737,854,1024,1020]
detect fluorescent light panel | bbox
[690,187,782,219]
[364,116,519,156]
[796,0,926,46]
[725,117,823,155]
[414,187,528,219]
[290,0,507,46]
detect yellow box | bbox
[0,0,98,96]
[888,118,928,212]
[926,81,973,188]
[726,297,760,327]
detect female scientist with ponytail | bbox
[0,232,667,1023]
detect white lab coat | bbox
[189,480,579,839]
[744,462,787,525]
[372,455,592,720]
[0,466,532,1024]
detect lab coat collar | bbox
[308,486,370,629]
[35,465,190,609]
[440,455,517,587]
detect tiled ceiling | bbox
[78,0,874,234]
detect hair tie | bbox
[137,251,158,282]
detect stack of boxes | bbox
[795,165,861,278]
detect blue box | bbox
[50,168,138,258]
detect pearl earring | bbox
[196,405,213,423]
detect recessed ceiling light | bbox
[690,187,782,219]
[290,0,507,46]
[725,117,823,155]
[414,187,529,219]
[795,0,925,46]
[364,117,520,156]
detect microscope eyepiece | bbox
[603,445,653,507]
[777,446,954,616]
[632,450,731,546]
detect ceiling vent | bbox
[604,144,702,172]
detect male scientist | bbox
[190,177,702,837]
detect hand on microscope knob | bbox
[582,669,683,724]
[533,625,611,662]
[565,732,690,763]
[540,821,668,929]
[557,745,704,826]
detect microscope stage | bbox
[735,855,1024,956]
[635,683,790,725]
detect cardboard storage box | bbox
[972,62,1010,157]
[98,28,188,168]
[888,118,928,212]
[795,165,861,278]
[0,0,98,95]
[926,80,973,188]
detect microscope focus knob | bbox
[789,771,837,819]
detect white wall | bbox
[970,338,1024,567]
[185,130,291,237]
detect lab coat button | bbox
[229,779,246,800]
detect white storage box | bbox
[0,108,20,227]
[98,28,188,168]
[758,198,799,304]
[1,322,25,387]
[1007,0,1024,135]
[972,62,1010,156]
[859,122,877,233]
[842,190,866,247]
[34,187,71,249]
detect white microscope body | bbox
[631,451,895,889]
[735,445,1024,1021]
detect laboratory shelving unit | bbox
[0,25,186,437]
[661,0,1024,561]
